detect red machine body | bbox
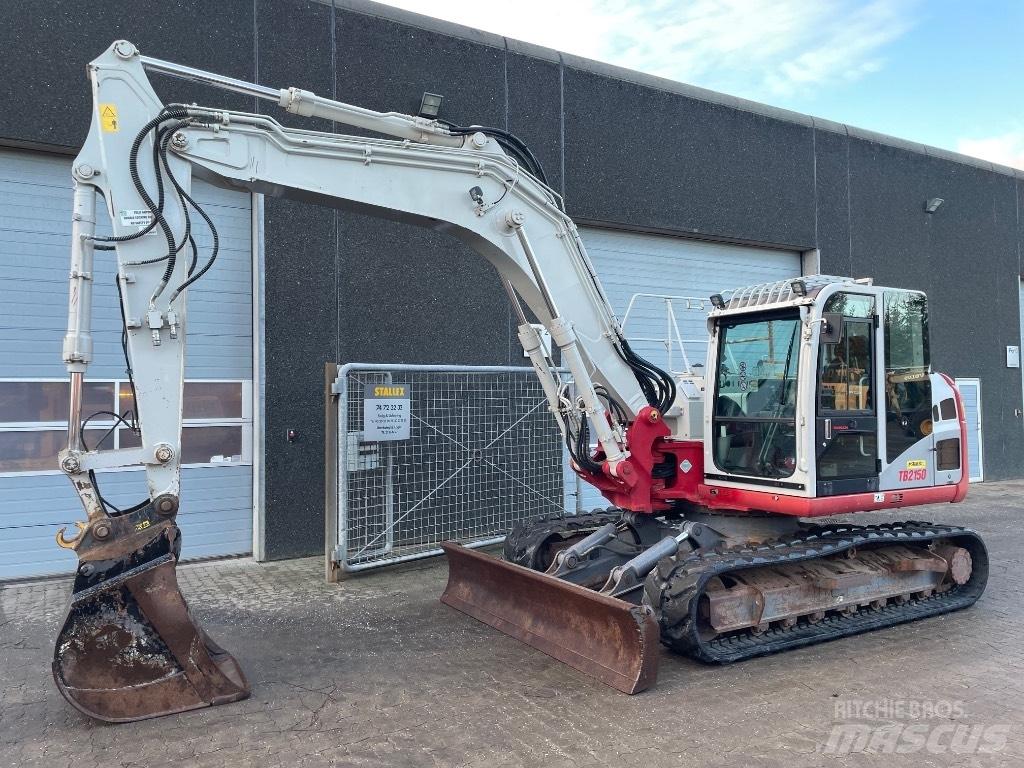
[581,374,969,518]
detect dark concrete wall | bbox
[3,0,1021,559]
[564,69,818,248]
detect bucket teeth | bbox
[440,542,660,694]
[52,514,250,723]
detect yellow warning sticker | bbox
[906,459,927,470]
[99,103,119,132]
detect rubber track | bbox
[503,510,622,570]
[644,521,989,664]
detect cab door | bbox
[815,299,880,496]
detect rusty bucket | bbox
[52,512,250,722]
[440,543,660,694]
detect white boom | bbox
[57,40,682,546]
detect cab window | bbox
[884,290,931,462]
[818,294,874,413]
[816,293,877,482]
[713,311,800,479]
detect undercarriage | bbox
[442,509,988,692]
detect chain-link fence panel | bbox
[332,364,570,572]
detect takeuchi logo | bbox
[373,386,406,397]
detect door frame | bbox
[815,314,880,495]
[251,193,267,560]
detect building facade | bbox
[1,0,1022,578]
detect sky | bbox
[374,0,1024,169]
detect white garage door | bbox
[954,378,984,483]
[581,227,802,375]
[0,149,254,580]
[571,228,801,510]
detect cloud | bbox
[956,132,1024,170]
[374,0,918,99]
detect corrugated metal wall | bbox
[571,228,801,511]
[0,150,252,380]
[0,149,254,580]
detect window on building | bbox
[0,380,251,474]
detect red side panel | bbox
[575,373,969,517]
[693,482,962,517]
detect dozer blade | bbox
[440,543,660,694]
[53,511,250,723]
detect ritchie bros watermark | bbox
[822,698,1011,756]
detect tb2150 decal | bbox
[898,459,927,482]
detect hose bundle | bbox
[81,107,222,515]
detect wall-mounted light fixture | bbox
[418,92,443,119]
[925,197,944,214]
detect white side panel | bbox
[955,378,984,483]
[575,228,801,509]
[0,149,254,579]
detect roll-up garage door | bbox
[571,228,801,510]
[954,378,984,483]
[580,227,802,374]
[0,149,253,580]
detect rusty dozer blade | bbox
[52,506,250,723]
[440,543,660,694]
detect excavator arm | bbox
[52,40,681,720]
[60,41,683,540]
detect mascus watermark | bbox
[822,699,1010,755]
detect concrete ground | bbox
[2,482,1024,768]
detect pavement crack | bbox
[285,681,340,732]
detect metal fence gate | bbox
[330,364,568,573]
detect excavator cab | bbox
[705,280,963,501]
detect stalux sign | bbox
[363,384,411,441]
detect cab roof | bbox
[710,275,875,318]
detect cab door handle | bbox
[824,418,832,440]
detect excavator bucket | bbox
[52,515,250,722]
[440,543,660,694]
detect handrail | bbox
[621,294,710,376]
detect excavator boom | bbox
[54,40,680,719]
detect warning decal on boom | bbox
[99,103,119,132]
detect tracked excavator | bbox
[52,40,987,722]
